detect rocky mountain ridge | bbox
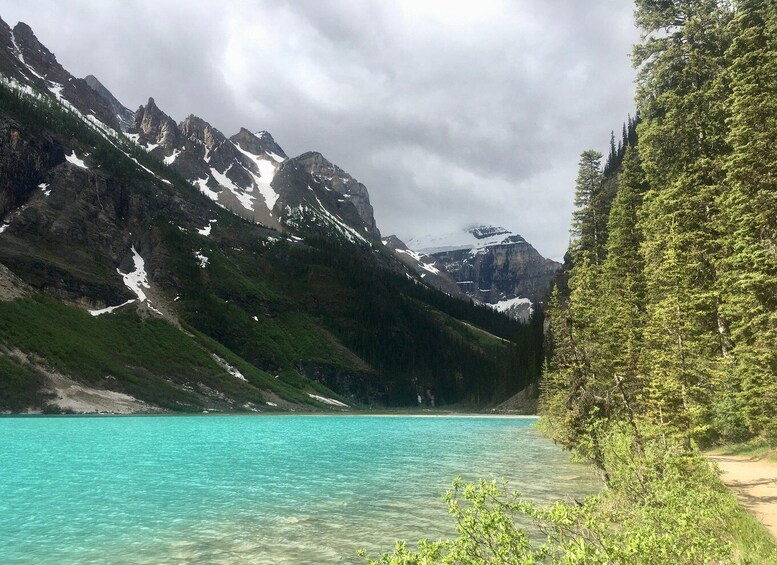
[84,74,134,131]
[0,16,543,414]
[0,20,121,131]
[406,225,560,320]
[124,96,382,243]
[1,17,382,243]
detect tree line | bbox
[543,0,776,463]
[365,2,777,561]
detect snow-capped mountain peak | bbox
[405,225,526,255]
[399,224,560,321]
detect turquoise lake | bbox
[0,415,598,563]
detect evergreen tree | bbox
[541,283,605,465]
[570,150,606,265]
[715,0,777,438]
[604,131,618,176]
[633,0,733,440]
[597,146,649,421]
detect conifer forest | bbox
[543,0,776,459]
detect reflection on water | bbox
[0,415,599,564]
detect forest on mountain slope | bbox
[0,72,545,412]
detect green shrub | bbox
[363,425,776,564]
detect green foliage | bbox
[633,0,734,441]
[713,0,777,438]
[570,150,606,265]
[366,425,773,564]
[0,294,325,410]
[0,354,50,411]
[545,0,775,450]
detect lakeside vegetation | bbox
[370,0,776,561]
[365,425,776,564]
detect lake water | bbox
[0,415,598,564]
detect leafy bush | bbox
[363,425,776,564]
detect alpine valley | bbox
[0,18,556,414]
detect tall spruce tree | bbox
[598,146,649,420]
[715,0,777,438]
[571,150,606,265]
[633,0,733,440]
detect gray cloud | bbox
[0,0,638,259]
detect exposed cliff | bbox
[407,226,560,320]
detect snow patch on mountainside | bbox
[119,246,150,302]
[90,247,158,316]
[233,142,280,211]
[212,354,247,381]
[163,149,181,165]
[198,219,216,236]
[211,166,255,211]
[193,250,209,268]
[490,296,532,313]
[308,393,349,408]
[394,248,440,275]
[407,226,524,255]
[196,177,219,201]
[65,151,89,169]
[89,299,136,316]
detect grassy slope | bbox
[0,294,342,412]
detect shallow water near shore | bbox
[0,414,598,563]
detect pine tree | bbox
[605,131,618,176]
[633,0,734,440]
[716,0,777,438]
[571,150,606,265]
[597,146,649,421]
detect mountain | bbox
[84,74,134,131]
[381,235,466,298]
[293,151,381,240]
[0,20,121,132]
[406,225,560,320]
[123,97,383,244]
[0,17,543,414]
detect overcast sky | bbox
[0,0,638,260]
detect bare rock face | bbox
[84,75,134,131]
[407,226,560,319]
[130,98,181,150]
[293,151,381,240]
[0,19,120,131]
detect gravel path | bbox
[709,454,777,540]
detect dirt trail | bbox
[709,454,777,540]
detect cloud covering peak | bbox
[0,0,638,258]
